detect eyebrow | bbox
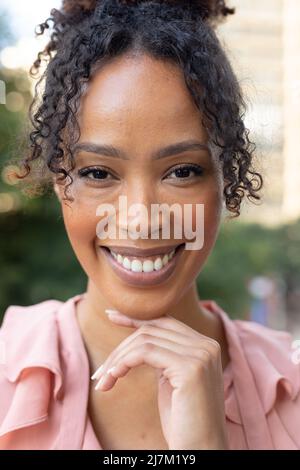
[73,139,211,160]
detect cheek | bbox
[183,183,222,275]
[203,189,223,246]
[187,179,222,241]
[61,200,98,252]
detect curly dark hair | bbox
[17,0,263,217]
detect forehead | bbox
[78,53,207,140]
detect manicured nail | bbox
[91,364,104,380]
[94,366,117,390]
[105,309,120,315]
[95,375,106,390]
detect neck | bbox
[76,278,229,372]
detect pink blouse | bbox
[0,293,299,449]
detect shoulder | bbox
[234,314,294,344]
[224,309,300,408]
[0,298,65,391]
[1,298,63,328]
[1,299,63,337]
[0,293,85,389]
[233,316,297,366]
[202,300,299,393]
[0,298,64,370]
[233,317,300,392]
[201,299,297,370]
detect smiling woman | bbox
[1,0,300,451]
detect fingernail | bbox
[107,365,116,375]
[94,366,116,390]
[91,364,104,380]
[105,309,120,315]
[95,375,106,390]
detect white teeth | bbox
[110,248,178,273]
[143,260,154,272]
[162,254,169,266]
[154,258,163,271]
[122,257,131,270]
[131,259,143,272]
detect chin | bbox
[101,281,181,319]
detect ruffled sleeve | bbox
[235,318,300,414]
[0,300,63,441]
[0,294,91,449]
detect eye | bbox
[77,166,117,182]
[163,164,204,181]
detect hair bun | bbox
[62,0,97,15]
[62,0,235,22]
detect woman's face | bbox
[58,53,224,317]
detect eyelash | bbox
[77,163,204,183]
[78,166,116,182]
[163,163,204,181]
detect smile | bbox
[99,243,185,287]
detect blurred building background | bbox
[218,0,300,226]
[0,0,299,336]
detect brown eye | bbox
[164,164,204,180]
[78,167,115,181]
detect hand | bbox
[91,310,229,450]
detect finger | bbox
[105,308,209,340]
[94,335,221,390]
[92,326,221,381]
[92,319,217,382]
[95,343,187,391]
[91,321,187,380]
[91,325,193,381]
[105,309,176,330]
[96,334,202,383]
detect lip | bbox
[100,244,182,258]
[99,243,185,287]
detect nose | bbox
[118,180,161,241]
